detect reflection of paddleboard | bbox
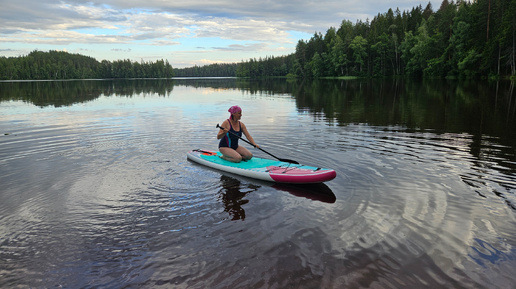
[273,183,337,203]
[187,149,336,184]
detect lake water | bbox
[0,78,515,288]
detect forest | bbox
[234,0,516,79]
[0,0,515,80]
[0,50,174,80]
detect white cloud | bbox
[193,18,291,43]
[198,59,227,65]
[0,0,428,67]
[1,30,133,45]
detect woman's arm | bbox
[217,120,230,139]
[241,122,259,148]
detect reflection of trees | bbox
[0,78,301,108]
[292,79,516,145]
[0,79,177,107]
[292,78,516,210]
[0,81,101,107]
[218,176,259,221]
[172,78,300,96]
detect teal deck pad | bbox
[200,152,284,169]
[198,152,318,170]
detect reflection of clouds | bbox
[2,80,516,288]
[320,128,516,287]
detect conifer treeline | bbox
[1,0,515,80]
[0,50,174,80]
[178,0,515,79]
[234,0,516,79]
[173,63,237,77]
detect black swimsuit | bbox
[219,120,241,150]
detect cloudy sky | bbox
[0,0,429,68]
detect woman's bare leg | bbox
[236,146,253,161]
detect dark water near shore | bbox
[1,78,515,288]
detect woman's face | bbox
[232,111,242,120]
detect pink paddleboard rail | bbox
[267,166,336,184]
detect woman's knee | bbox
[232,154,243,162]
[243,152,253,160]
[236,147,252,160]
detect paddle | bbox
[216,124,299,164]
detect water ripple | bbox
[1,84,515,288]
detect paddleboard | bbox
[187,149,336,184]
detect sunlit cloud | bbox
[0,0,428,67]
[198,59,228,65]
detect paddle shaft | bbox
[216,124,299,164]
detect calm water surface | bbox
[0,79,515,288]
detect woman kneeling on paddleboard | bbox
[217,105,259,163]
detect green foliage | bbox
[0,50,174,80]
[233,55,295,78]
[240,0,515,79]
[349,36,368,74]
[175,63,237,77]
[457,49,482,78]
[2,0,515,80]
[309,52,324,78]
